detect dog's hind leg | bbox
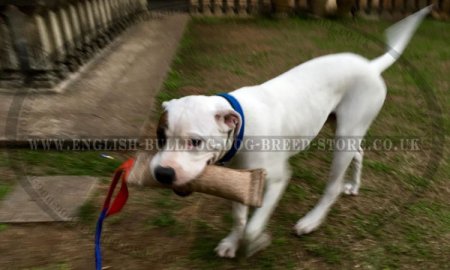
[296,81,385,235]
[294,146,356,235]
[343,146,364,196]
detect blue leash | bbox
[95,209,107,269]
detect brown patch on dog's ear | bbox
[157,111,168,149]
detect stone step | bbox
[0,176,98,222]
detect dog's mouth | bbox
[169,163,211,197]
[172,184,193,197]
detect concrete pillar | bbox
[259,0,273,15]
[209,0,217,14]
[60,5,81,71]
[201,0,211,15]
[404,0,416,13]
[97,0,110,38]
[417,0,429,9]
[69,4,82,48]
[308,0,328,16]
[358,0,369,13]
[76,1,89,43]
[442,0,450,19]
[48,10,65,62]
[336,0,355,17]
[391,0,405,17]
[274,0,295,13]
[94,0,107,29]
[103,0,113,26]
[118,0,125,19]
[127,0,134,17]
[85,0,96,37]
[119,0,126,19]
[117,0,126,20]
[114,0,125,29]
[91,0,102,30]
[224,0,235,14]
[139,0,147,12]
[297,0,308,9]
[129,0,137,15]
[236,0,248,15]
[0,17,19,72]
[59,6,75,52]
[108,0,117,21]
[40,11,56,62]
[134,0,142,13]
[325,0,337,14]
[115,0,125,26]
[98,0,108,28]
[190,0,199,13]
[130,0,138,18]
[376,0,388,18]
[116,0,123,17]
[247,0,259,14]
[1,5,36,85]
[368,0,379,14]
[34,13,53,69]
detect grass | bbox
[150,212,178,228]
[0,16,448,270]
[0,223,7,232]
[303,242,344,264]
[0,184,11,200]
[7,150,122,176]
[26,263,70,270]
[365,160,396,174]
[77,200,97,224]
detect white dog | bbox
[148,7,431,258]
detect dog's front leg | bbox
[215,202,248,258]
[244,178,289,256]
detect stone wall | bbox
[0,0,148,90]
[188,0,450,18]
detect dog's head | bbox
[150,95,241,195]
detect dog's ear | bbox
[215,110,241,132]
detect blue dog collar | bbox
[216,93,245,164]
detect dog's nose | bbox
[154,166,176,185]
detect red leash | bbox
[95,158,135,269]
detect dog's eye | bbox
[189,138,202,147]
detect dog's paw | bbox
[343,182,359,196]
[294,216,322,236]
[215,238,239,258]
[245,232,271,257]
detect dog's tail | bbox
[371,6,432,73]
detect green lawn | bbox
[0,16,448,269]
